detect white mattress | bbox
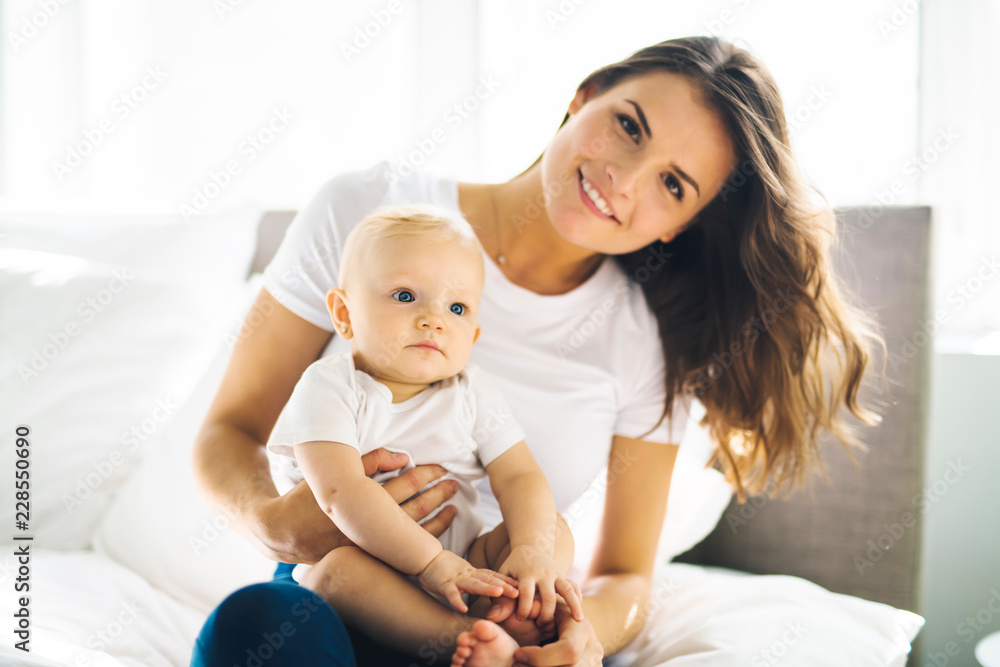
[0,547,205,667]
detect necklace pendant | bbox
[497,253,507,265]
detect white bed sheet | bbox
[0,546,206,667]
[0,548,922,667]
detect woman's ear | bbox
[660,218,697,244]
[568,84,595,116]
[327,288,352,338]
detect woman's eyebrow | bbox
[626,99,651,137]
[673,165,701,198]
[627,99,701,199]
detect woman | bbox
[191,36,882,666]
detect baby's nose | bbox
[419,306,446,328]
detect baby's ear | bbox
[326,287,341,314]
[327,288,350,333]
[472,324,482,345]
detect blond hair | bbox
[338,204,484,293]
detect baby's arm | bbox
[293,440,517,611]
[485,442,584,622]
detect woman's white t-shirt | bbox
[262,160,692,533]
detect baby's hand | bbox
[499,545,584,624]
[417,549,518,613]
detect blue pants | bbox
[190,562,358,667]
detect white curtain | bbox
[918,0,1000,340]
[0,0,480,208]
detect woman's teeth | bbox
[581,173,615,218]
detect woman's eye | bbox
[450,303,465,316]
[664,174,684,201]
[392,289,415,303]
[617,114,641,142]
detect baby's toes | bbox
[451,633,475,666]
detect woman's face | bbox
[540,70,738,254]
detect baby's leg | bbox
[301,546,485,662]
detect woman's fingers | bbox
[267,484,345,562]
[359,447,409,477]
[380,460,449,503]
[485,595,516,623]
[513,613,598,667]
[514,639,584,667]
[380,463,457,515]
[419,505,457,538]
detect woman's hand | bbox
[512,602,603,667]
[252,448,460,563]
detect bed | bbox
[0,204,928,666]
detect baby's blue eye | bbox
[393,290,415,303]
[450,303,465,316]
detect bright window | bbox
[2,0,994,339]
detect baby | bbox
[266,204,583,666]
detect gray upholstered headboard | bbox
[249,210,298,276]
[674,206,930,620]
[248,206,931,620]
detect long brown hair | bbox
[534,37,887,502]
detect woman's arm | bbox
[514,434,678,665]
[190,287,461,564]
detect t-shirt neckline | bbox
[344,352,438,413]
[440,178,622,312]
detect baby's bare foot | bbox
[451,620,519,667]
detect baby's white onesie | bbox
[267,350,526,562]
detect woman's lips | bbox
[578,170,620,224]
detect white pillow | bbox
[0,248,254,550]
[0,205,260,285]
[607,562,924,666]
[93,275,279,616]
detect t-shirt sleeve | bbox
[463,366,527,467]
[266,361,362,456]
[261,161,392,330]
[614,339,691,445]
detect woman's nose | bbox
[606,161,637,200]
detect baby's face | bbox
[333,238,484,387]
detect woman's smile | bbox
[578,169,620,224]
